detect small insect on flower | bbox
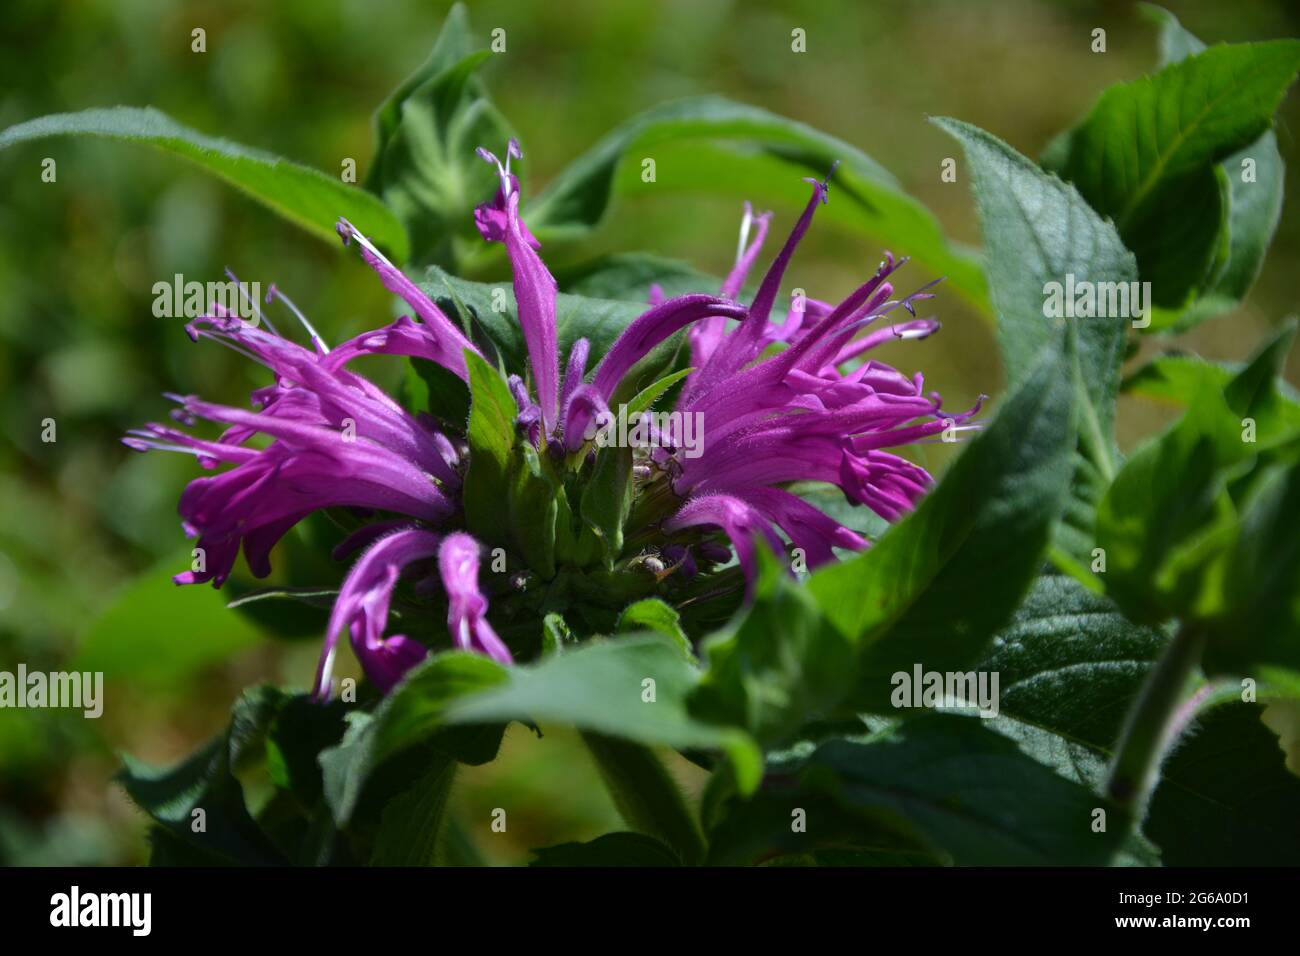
[125,139,980,698]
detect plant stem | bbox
[1106,621,1206,818]
[580,732,706,864]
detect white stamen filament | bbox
[735,202,754,264]
[126,437,208,457]
[225,268,276,335]
[268,286,330,354]
[343,223,394,269]
[317,645,336,699]
[190,329,263,366]
[477,141,522,199]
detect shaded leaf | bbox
[119,687,288,866]
[1139,5,1289,330]
[580,733,704,863]
[446,635,762,792]
[0,107,408,260]
[555,253,715,302]
[978,574,1168,756]
[691,550,854,748]
[529,831,680,867]
[1147,700,1300,864]
[809,346,1076,710]
[709,715,1126,866]
[521,96,987,312]
[1043,39,1300,309]
[935,117,1135,588]
[366,3,517,266]
[319,651,510,825]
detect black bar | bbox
[0,865,1284,941]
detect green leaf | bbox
[75,550,263,687]
[934,118,1132,452]
[709,715,1126,866]
[616,598,691,657]
[979,602,1300,868]
[319,651,510,825]
[445,634,762,793]
[1123,351,1300,421]
[403,357,471,426]
[264,695,349,808]
[1139,5,1289,331]
[460,347,532,535]
[580,443,633,568]
[366,753,457,866]
[541,611,576,656]
[0,107,408,261]
[463,348,556,576]
[580,733,704,864]
[690,550,855,748]
[1146,700,1300,864]
[519,96,987,313]
[521,452,561,579]
[578,366,698,566]
[555,253,716,302]
[1201,452,1300,683]
[366,3,517,266]
[529,831,681,867]
[624,366,694,416]
[1042,39,1300,310]
[935,117,1135,587]
[809,346,1077,710]
[1096,323,1299,624]
[1096,397,1241,625]
[977,574,1167,773]
[119,687,288,866]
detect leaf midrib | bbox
[1115,55,1251,229]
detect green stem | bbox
[580,732,706,864]
[1106,621,1206,818]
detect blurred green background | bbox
[1,0,1297,865]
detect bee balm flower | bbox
[126,140,977,697]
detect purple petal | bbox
[336,219,480,379]
[313,526,441,700]
[478,190,559,434]
[438,533,514,664]
[664,493,784,588]
[592,294,746,401]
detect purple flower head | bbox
[128,142,978,699]
[126,312,458,589]
[625,168,983,577]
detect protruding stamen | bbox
[476,141,519,199]
[336,218,391,266]
[225,268,276,334]
[735,201,754,264]
[266,283,330,354]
